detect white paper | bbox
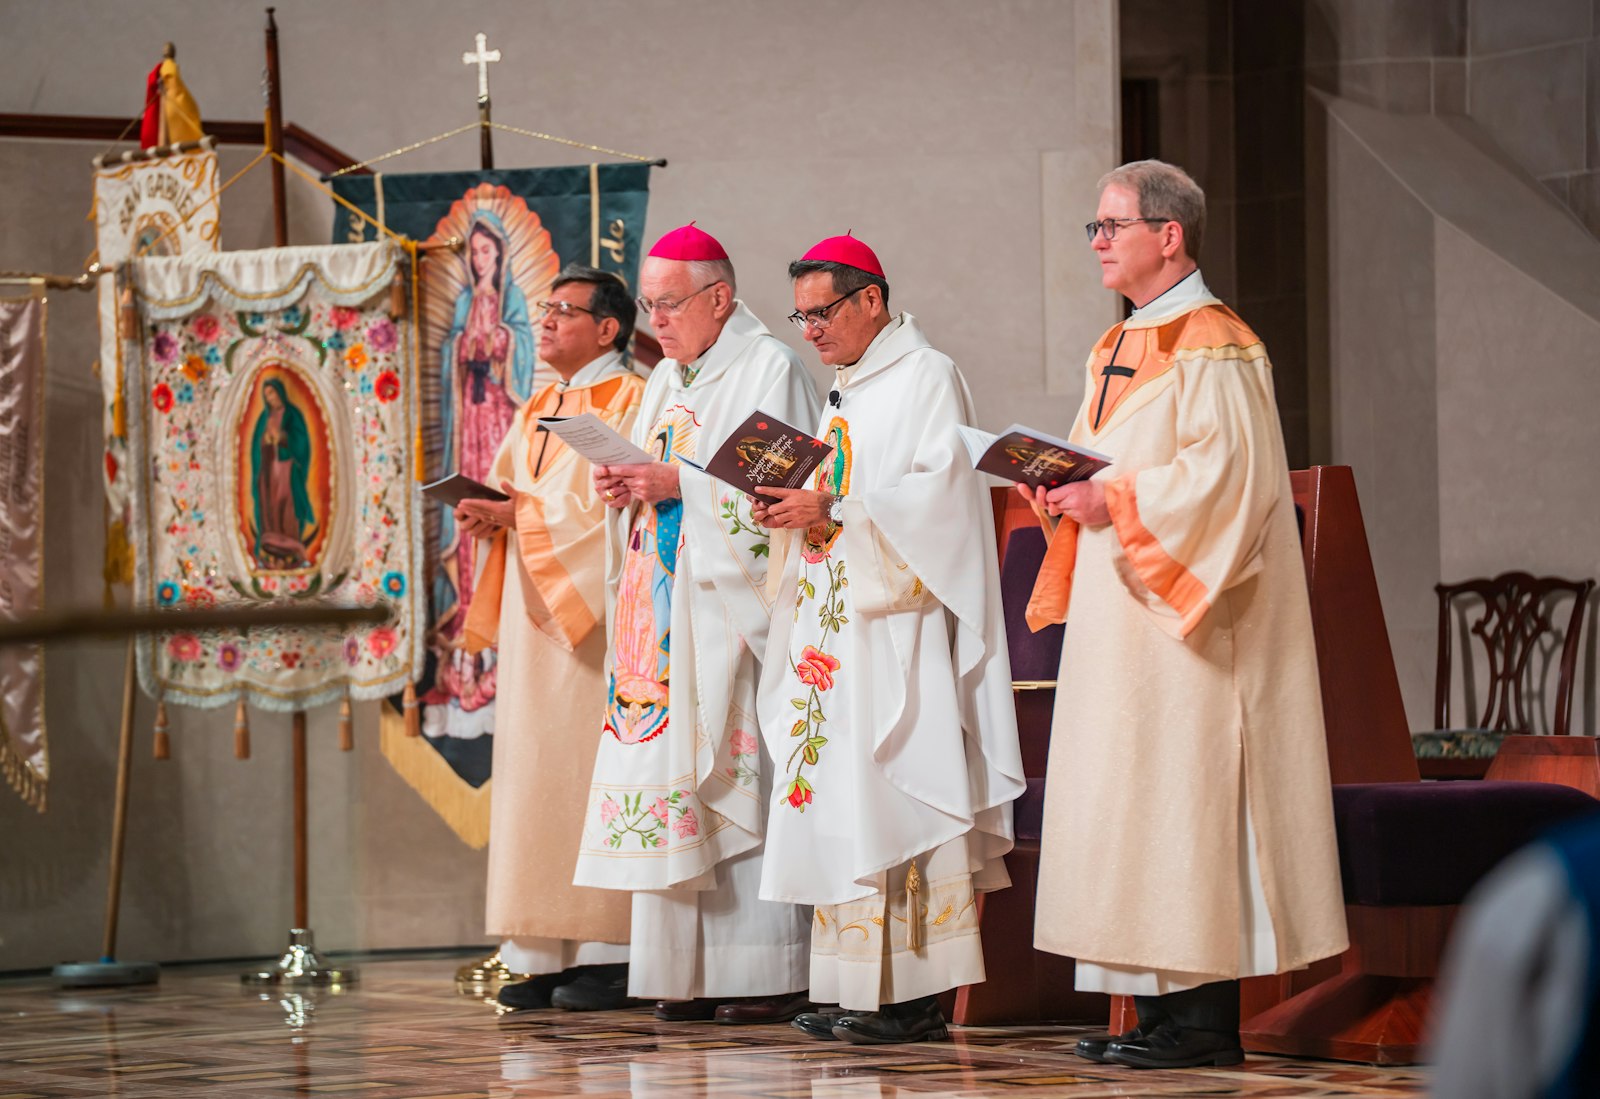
[537,413,654,466]
[956,424,998,466]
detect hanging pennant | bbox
[330,165,650,846]
[124,242,424,712]
[0,288,48,811]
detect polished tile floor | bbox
[0,957,1428,1097]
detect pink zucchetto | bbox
[798,231,884,278]
[647,222,729,262]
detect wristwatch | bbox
[827,494,845,525]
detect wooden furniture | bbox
[949,490,1106,1026]
[1422,573,1595,789]
[1239,474,1598,1064]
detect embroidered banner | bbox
[0,289,48,811]
[330,165,650,846]
[93,147,221,590]
[125,242,423,711]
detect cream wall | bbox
[0,1,1120,971]
[1318,94,1600,734]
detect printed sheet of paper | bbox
[537,413,654,466]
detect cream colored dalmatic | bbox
[571,303,821,999]
[1026,272,1348,995]
[759,315,1026,1011]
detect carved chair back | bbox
[1434,572,1595,737]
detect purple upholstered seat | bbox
[1001,526,1064,682]
[1332,781,1599,906]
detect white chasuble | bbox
[468,352,643,968]
[758,315,1026,1010]
[1026,272,1348,993]
[573,303,820,999]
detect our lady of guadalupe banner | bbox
[124,242,424,711]
[0,289,48,811]
[330,164,650,846]
[93,147,221,591]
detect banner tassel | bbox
[905,859,924,952]
[233,699,250,759]
[338,693,353,751]
[153,699,170,760]
[389,269,406,319]
[117,284,136,339]
[403,681,420,737]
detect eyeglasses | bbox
[1084,217,1170,243]
[635,282,718,316]
[787,286,865,332]
[535,300,596,321]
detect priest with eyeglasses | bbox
[1020,160,1346,1069]
[571,224,821,1022]
[453,264,645,1012]
[751,234,1024,1045]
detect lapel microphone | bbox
[828,389,841,407]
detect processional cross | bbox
[463,31,501,169]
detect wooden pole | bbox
[264,7,288,247]
[478,95,493,170]
[266,3,307,937]
[100,639,139,961]
[292,710,308,928]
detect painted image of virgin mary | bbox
[433,211,536,710]
[251,378,317,569]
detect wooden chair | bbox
[1412,573,1594,783]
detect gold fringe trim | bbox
[378,705,491,849]
[0,734,46,812]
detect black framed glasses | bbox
[636,282,718,316]
[787,286,865,332]
[1084,217,1170,243]
[535,299,596,320]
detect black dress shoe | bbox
[654,998,718,1021]
[715,992,814,1024]
[1075,1024,1156,1063]
[495,969,573,1011]
[549,965,639,1012]
[793,1007,858,1040]
[831,996,949,1045]
[1103,1019,1244,1068]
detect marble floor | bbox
[0,957,1429,1098]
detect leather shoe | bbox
[1075,1023,1155,1063]
[549,965,639,1012]
[654,998,718,1021]
[495,969,572,1011]
[1103,1019,1244,1068]
[793,1008,858,1040]
[715,992,814,1024]
[831,996,949,1045]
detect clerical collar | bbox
[833,315,901,390]
[558,349,624,390]
[1125,268,1215,328]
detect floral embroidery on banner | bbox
[597,788,698,849]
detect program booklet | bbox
[535,412,655,466]
[421,473,511,508]
[957,423,1112,489]
[702,410,833,500]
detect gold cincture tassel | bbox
[389,270,406,319]
[153,699,171,760]
[403,681,420,737]
[905,859,924,952]
[338,693,353,751]
[233,699,251,759]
